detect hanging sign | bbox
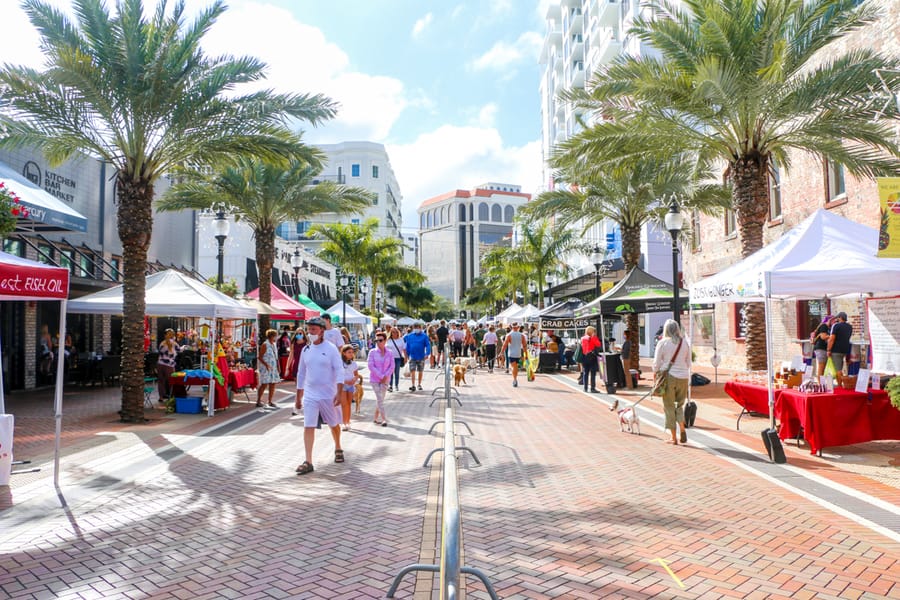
[866,296,900,374]
[876,177,900,257]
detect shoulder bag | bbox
[391,338,406,366]
[653,339,683,397]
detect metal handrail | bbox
[388,343,497,599]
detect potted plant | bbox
[0,182,24,239]
[886,376,900,412]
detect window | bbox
[731,302,748,340]
[478,202,489,221]
[690,209,701,252]
[426,212,433,228]
[111,257,121,281]
[420,214,425,229]
[79,255,93,278]
[351,218,360,225]
[491,204,502,222]
[826,160,845,201]
[37,243,53,264]
[797,299,831,339]
[459,204,467,222]
[768,160,782,220]
[372,165,379,178]
[337,166,344,184]
[2,239,23,256]
[724,208,736,237]
[296,221,311,235]
[59,249,73,274]
[351,163,360,177]
[504,205,514,223]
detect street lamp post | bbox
[376,289,383,328]
[665,197,685,326]
[213,209,230,289]
[291,248,303,299]
[590,244,604,342]
[339,274,349,326]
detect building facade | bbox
[684,0,900,372]
[418,184,530,303]
[0,147,198,390]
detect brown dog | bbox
[353,380,364,415]
[452,364,467,387]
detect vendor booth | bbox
[247,284,318,320]
[536,299,589,371]
[0,250,70,486]
[68,270,257,417]
[690,210,900,456]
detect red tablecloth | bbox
[279,355,289,378]
[169,356,231,410]
[724,381,776,415]
[776,388,896,454]
[228,369,258,390]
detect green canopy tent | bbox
[296,294,325,314]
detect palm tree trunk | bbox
[733,155,771,371]
[256,226,276,335]
[621,223,642,373]
[117,175,154,423]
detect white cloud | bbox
[475,103,498,127]
[388,126,542,228]
[450,5,465,19]
[412,12,433,39]
[470,31,543,71]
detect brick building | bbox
[684,0,899,371]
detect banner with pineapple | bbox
[877,177,900,258]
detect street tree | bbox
[0,0,337,421]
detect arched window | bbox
[420,213,425,229]
[478,202,489,221]
[426,211,432,228]
[504,205,514,223]
[458,204,467,222]
[491,204,502,222]
[469,204,474,220]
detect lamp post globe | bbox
[339,274,348,326]
[213,209,230,289]
[664,197,685,326]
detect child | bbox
[339,344,361,431]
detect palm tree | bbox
[560,0,900,369]
[513,218,581,308]
[386,280,435,317]
[462,277,504,315]
[310,218,380,309]
[358,237,423,313]
[158,154,373,332]
[522,154,729,372]
[0,0,337,422]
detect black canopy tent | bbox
[575,266,692,317]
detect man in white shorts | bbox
[294,317,344,475]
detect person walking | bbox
[386,326,406,392]
[338,344,360,431]
[284,327,306,382]
[256,329,281,409]
[500,323,528,387]
[403,323,432,391]
[482,325,498,373]
[156,328,180,401]
[435,320,449,366]
[653,319,692,445]
[827,312,853,375]
[322,313,346,348]
[367,332,394,426]
[294,317,344,475]
[580,326,603,393]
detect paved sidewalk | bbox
[2,366,899,598]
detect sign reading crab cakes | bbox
[876,177,900,258]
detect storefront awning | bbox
[0,161,88,233]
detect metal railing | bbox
[387,344,497,599]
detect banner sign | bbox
[877,177,900,258]
[540,318,591,329]
[0,262,69,299]
[867,296,900,374]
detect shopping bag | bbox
[824,357,837,378]
[402,365,411,378]
[526,356,537,382]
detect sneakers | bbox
[512,380,518,387]
[409,385,417,392]
[388,385,393,392]
[417,385,423,391]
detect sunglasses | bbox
[375,338,386,342]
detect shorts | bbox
[814,349,827,363]
[508,356,521,365]
[409,359,425,372]
[302,396,341,429]
[342,384,355,393]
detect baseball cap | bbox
[307,317,327,328]
[836,312,848,320]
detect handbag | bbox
[653,339,683,396]
[391,338,406,366]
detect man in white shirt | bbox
[323,313,346,348]
[294,317,345,475]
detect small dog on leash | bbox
[353,383,364,415]
[454,357,477,370]
[618,405,640,435]
[452,364,467,387]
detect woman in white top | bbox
[386,326,406,392]
[652,319,692,445]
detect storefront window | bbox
[37,243,53,264]
[797,299,830,340]
[111,257,121,281]
[731,302,748,340]
[2,239,23,256]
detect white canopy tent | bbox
[396,316,424,327]
[0,251,70,487]
[68,270,257,417]
[688,209,900,437]
[505,303,540,323]
[495,302,522,321]
[379,315,397,326]
[325,301,372,325]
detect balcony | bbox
[590,0,621,29]
[569,7,583,29]
[571,33,584,57]
[570,60,585,87]
[588,26,622,67]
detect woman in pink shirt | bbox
[367,332,394,426]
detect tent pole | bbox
[0,320,5,415]
[764,274,776,431]
[687,306,694,403]
[54,299,68,488]
[209,319,216,417]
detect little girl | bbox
[339,344,361,431]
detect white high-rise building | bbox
[539,0,674,354]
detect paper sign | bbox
[824,375,834,392]
[872,374,881,390]
[855,369,870,393]
[803,365,813,381]
[791,355,806,372]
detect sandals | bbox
[296,461,314,475]
[334,449,345,463]
[680,431,688,444]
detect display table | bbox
[228,368,258,390]
[724,382,777,429]
[168,356,231,411]
[776,388,898,455]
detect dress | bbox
[258,340,281,384]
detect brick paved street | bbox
[2,367,899,599]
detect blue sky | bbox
[2,0,550,230]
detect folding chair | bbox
[143,377,157,408]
